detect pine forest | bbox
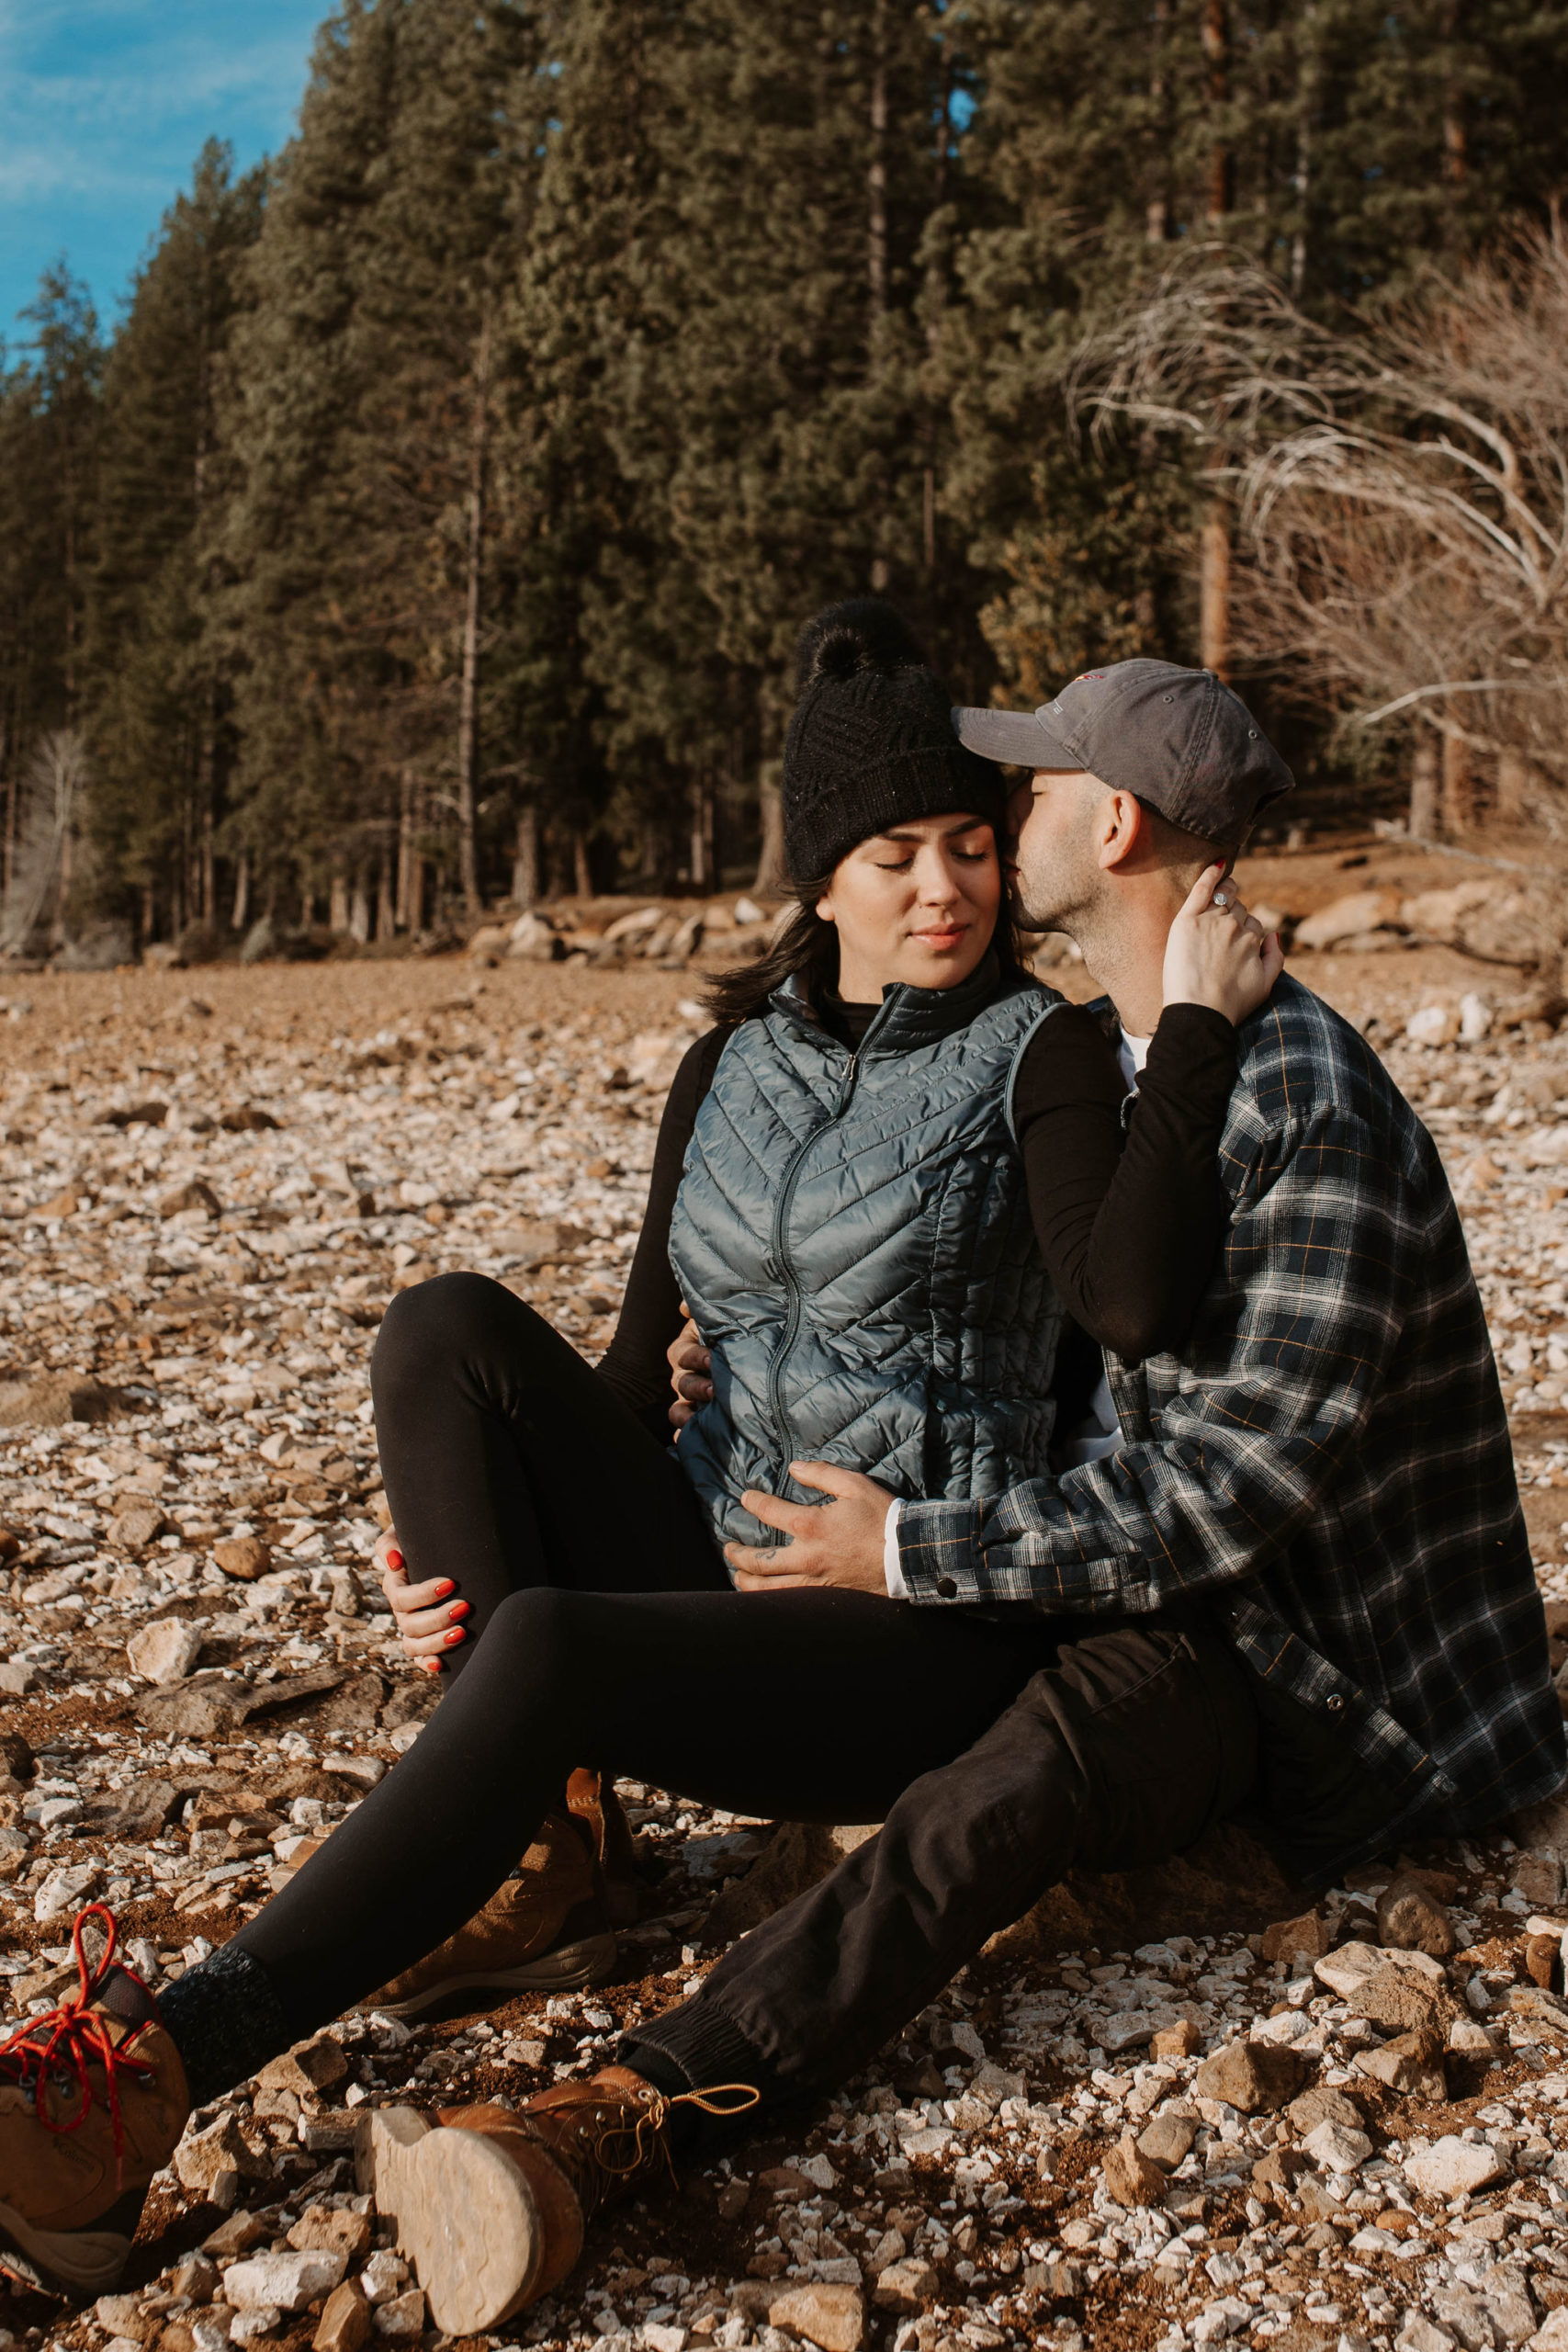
[4,0,1568,960]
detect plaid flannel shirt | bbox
[897,975,1564,1847]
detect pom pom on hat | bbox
[795,597,927,691]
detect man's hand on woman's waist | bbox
[728,1463,897,1598]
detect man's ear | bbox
[1095,789,1145,874]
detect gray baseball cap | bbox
[953,658,1294,842]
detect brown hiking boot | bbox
[366,1805,615,2022]
[566,1768,643,1928]
[355,2067,759,2335]
[0,1907,190,2301]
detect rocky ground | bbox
[0,835,1566,2352]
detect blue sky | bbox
[0,0,325,347]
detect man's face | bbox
[1005,768,1106,936]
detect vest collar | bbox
[770,951,1010,1057]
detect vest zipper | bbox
[766,1050,860,1479]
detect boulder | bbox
[1103,2130,1168,2205]
[1192,2036,1314,2114]
[224,2249,349,2313]
[0,1372,119,1428]
[1377,1872,1457,1959]
[768,2283,865,2352]
[1404,2135,1508,2199]
[212,1535,272,1580]
[1294,890,1404,950]
[126,1618,203,1685]
[1354,2028,1448,2100]
[1262,1910,1331,1964]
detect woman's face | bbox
[815,811,1001,1000]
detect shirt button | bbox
[936,1576,957,1600]
[1325,1694,1345,1713]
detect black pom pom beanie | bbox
[781,598,1005,882]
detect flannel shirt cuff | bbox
[897,1498,986,1602]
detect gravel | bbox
[1,912,1566,2352]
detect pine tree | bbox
[85,141,265,941]
[0,268,101,908]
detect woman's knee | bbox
[372,1272,538,1403]
[481,1585,596,1691]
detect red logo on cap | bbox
[1071,672,1105,684]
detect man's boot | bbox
[0,1907,191,2300]
[565,1768,643,1928]
[355,2069,759,2336]
[366,1805,616,2022]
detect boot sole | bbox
[0,2199,130,2301]
[370,1930,617,2022]
[355,2105,544,2334]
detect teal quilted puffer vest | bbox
[669,957,1066,1555]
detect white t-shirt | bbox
[884,1025,1150,1598]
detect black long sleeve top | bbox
[594,995,1238,1435]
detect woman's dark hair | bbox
[702,827,1032,1027]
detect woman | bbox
[0,603,1280,2328]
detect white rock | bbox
[1406,1003,1460,1047]
[733,897,765,924]
[126,1617,202,1684]
[1403,2134,1508,2199]
[1396,2316,1456,2352]
[795,2152,838,2189]
[224,2248,349,2312]
[360,2250,408,2305]
[1302,2119,1373,2173]
[373,2288,427,2339]
[230,2311,280,2347]
[1529,2313,1568,2352]
[1459,992,1493,1042]
[34,1861,101,1924]
[189,2315,234,2352]
[1314,1940,1447,1997]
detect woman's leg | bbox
[371,1273,727,1670]
[164,1586,1061,2096]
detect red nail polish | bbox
[448,1600,470,1620]
[423,1658,442,1675]
[386,1550,404,1571]
[434,1580,455,1599]
[446,1628,465,1645]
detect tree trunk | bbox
[231,852,250,933]
[513,803,541,907]
[1441,732,1475,832]
[329,861,350,935]
[349,870,371,944]
[396,767,416,929]
[1201,0,1233,220]
[1199,450,1232,680]
[868,0,888,327]
[456,319,491,914]
[1495,747,1529,824]
[755,767,786,895]
[571,825,592,901]
[1147,0,1171,242]
[1291,2,1316,297]
[1409,737,1439,839]
[690,776,716,892]
[377,852,397,941]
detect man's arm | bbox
[897,1102,1417,1610]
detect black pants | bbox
[230,1273,1260,2109]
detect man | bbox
[609,659,1562,2120]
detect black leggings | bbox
[233,1274,1069,2035]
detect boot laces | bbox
[0,1905,155,2188]
[587,2081,760,2192]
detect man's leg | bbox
[623,1619,1259,2109]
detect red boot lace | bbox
[0,1905,156,2188]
